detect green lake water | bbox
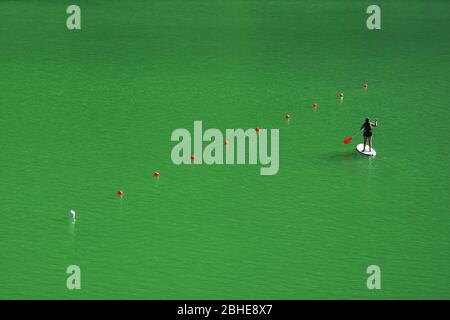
[0,0,449,299]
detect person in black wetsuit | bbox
[360,118,378,152]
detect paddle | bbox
[343,129,362,144]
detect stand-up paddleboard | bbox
[356,143,376,157]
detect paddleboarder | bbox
[360,118,378,152]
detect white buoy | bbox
[69,210,76,219]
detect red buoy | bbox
[312,103,317,108]
[339,93,344,98]
[363,83,368,89]
[190,155,195,161]
[154,171,159,177]
[255,127,260,133]
[284,114,291,120]
[117,190,123,197]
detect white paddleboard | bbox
[356,143,376,157]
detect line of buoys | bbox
[68,83,370,220]
[282,83,368,121]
